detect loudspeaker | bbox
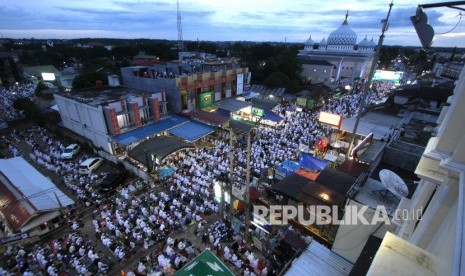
[410,7,435,48]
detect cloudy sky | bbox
[1,0,464,47]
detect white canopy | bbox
[0,157,74,211]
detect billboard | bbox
[252,107,264,117]
[196,91,214,109]
[296,97,307,107]
[237,73,244,95]
[318,111,342,128]
[41,72,56,81]
[373,70,403,85]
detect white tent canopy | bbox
[0,157,74,211]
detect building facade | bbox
[299,12,376,87]
[54,84,167,153]
[121,61,249,113]
[367,67,465,275]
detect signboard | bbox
[196,91,214,109]
[232,183,246,202]
[296,97,307,107]
[373,70,403,85]
[253,237,263,251]
[236,73,244,95]
[41,72,56,81]
[252,107,264,117]
[0,232,29,245]
[275,169,286,180]
[318,111,342,128]
[299,143,309,153]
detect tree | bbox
[72,72,108,89]
[12,98,41,119]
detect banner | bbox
[318,111,342,128]
[236,73,244,95]
[196,91,214,109]
[0,232,29,245]
[252,107,264,117]
[232,183,246,202]
[296,97,307,107]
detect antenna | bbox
[177,0,184,52]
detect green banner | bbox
[296,97,307,107]
[196,91,214,109]
[252,107,264,117]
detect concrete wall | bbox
[55,94,111,152]
[121,67,180,113]
[382,140,424,172]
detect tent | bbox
[275,161,300,180]
[174,249,234,276]
[299,153,330,171]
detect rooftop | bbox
[55,85,156,107]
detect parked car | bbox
[98,171,128,193]
[61,144,80,159]
[78,157,103,174]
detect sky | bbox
[1,0,464,48]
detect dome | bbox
[369,37,376,47]
[358,35,371,47]
[327,11,357,46]
[304,35,315,46]
[319,37,327,46]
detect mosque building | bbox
[299,11,376,88]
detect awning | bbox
[263,109,284,123]
[113,115,189,146]
[169,121,214,142]
[187,110,229,126]
[299,153,330,171]
[174,249,234,276]
[128,136,193,167]
[285,241,353,276]
[272,173,311,199]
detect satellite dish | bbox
[379,169,409,197]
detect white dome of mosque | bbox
[327,11,357,46]
[369,37,376,47]
[358,35,371,47]
[304,35,315,46]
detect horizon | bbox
[1,0,465,48]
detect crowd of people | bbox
[0,80,399,275]
[0,83,37,121]
[0,230,110,275]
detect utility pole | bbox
[177,0,184,52]
[347,1,394,157]
[244,130,252,242]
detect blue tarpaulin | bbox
[263,109,284,123]
[159,166,174,179]
[299,153,329,171]
[276,161,301,179]
[113,115,189,146]
[282,160,301,171]
[169,121,215,142]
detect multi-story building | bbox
[366,67,465,275]
[121,58,249,113]
[299,12,376,87]
[54,80,167,154]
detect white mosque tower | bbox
[299,11,376,87]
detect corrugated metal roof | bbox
[169,121,214,142]
[286,241,353,276]
[216,98,251,112]
[0,157,74,213]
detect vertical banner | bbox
[236,73,244,95]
